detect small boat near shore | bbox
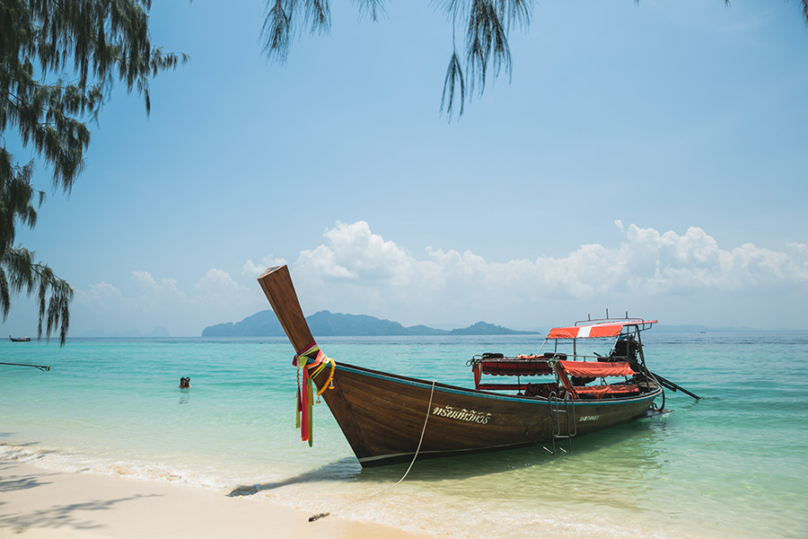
[9,335,31,342]
[258,265,695,467]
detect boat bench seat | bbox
[477,382,560,399]
[574,383,640,398]
[477,383,528,391]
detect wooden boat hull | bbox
[314,362,661,467]
[257,265,664,468]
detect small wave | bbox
[0,443,48,463]
[0,443,231,491]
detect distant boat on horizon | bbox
[9,335,31,342]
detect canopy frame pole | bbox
[635,326,649,378]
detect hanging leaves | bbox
[1,0,185,345]
[441,50,465,118]
[262,0,807,119]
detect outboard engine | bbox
[610,335,641,369]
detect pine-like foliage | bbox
[0,0,186,345]
[262,0,808,119]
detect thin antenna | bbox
[606,308,609,318]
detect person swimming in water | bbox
[179,377,191,388]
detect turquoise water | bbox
[1,333,806,538]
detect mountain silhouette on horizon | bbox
[201,310,539,337]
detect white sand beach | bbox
[0,459,438,539]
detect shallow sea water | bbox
[1,332,806,538]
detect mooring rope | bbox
[392,379,437,487]
[310,379,437,521]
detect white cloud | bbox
[75,282,129,310]
[242,254,288,276]
[129,271,188,313]
[297,221,418,283]
[71,223,808,335]
[622,226,808,293]
[194,268,253,306]
[787,241,808,255]
[291,221,808,324]
[132,271,184,299]
[74,269,259,336]
[76,273,187,313]
[131,270,160,293]
[195,268,240,291]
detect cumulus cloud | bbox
[194,268,252,304]
[622,226,808,293]
[786,241,808,256]
[293,222,808,311]
[75,282,130,310]
[243,254,288,276]
[195,268,240,292]
[132,271,184,298]
[297,221,420,283]
[74,268,259,335]
[72,223,808,334]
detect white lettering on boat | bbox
[578,415,600,422]
[432,405,492,424]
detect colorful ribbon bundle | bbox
[292,341,336,446]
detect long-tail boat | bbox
[259,265,674,467]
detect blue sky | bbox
[4,0,807,337]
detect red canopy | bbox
[557,360,635,378]
[547,320,657,339]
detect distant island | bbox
[201,310,539,337]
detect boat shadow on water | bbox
[228,417,673,497]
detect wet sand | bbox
[0,459,438,539]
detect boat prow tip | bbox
[258,265,287,280]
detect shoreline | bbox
[0,458,438,539]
